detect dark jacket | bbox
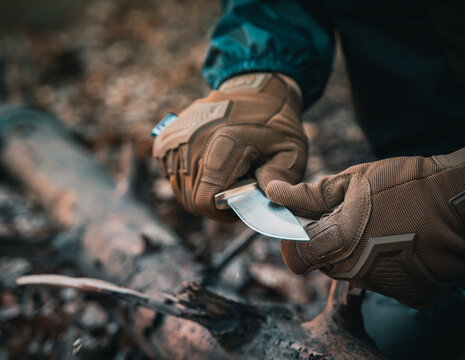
[202,0,465,158]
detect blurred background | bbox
[0,0,374,359]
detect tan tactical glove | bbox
[153,73,308,222]
[266,148,465,308]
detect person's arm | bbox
[153,1,336,222]
[203,0,335,109]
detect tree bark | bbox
[0,107,384,359]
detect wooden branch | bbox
[17,274,184,317]
[206,228,259,281]
[1,108,384,359]
[16,274,262,340]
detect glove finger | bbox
[280,240,312,274]
[266,173,352,218]
[164,150,182,203]
[194,180,237,222]
[193,133,256,222]
[266,180,331,218]
[281,172,371,274]
[280,237,334,274]
[194,161,237,223]
[255,147,307,190]
[169,174,182,203]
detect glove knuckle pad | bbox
[153,100,230,160]
[307,223,345,258]
[204,134,237,172]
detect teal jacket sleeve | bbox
[202,0,335,109]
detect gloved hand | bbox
[153,72,308,222]
[266,148,465,308]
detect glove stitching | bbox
[296,241,312,268]
[371,165,457,197]
[190,159,205,216]
[323,173,352,208]
[344,175,371,263]
[324,175,371,266]
[200,123,307,186]
[267,112,307,144]
[297,241,329,272]
[200,132,262,185]
[229,145,262,184]
[264,88,287,127]
[203,122,307,157]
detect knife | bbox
[152,113,311,241]
[214,180,310,241]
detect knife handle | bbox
[214,179,258,210]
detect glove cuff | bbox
[275,73,302,99]
[219,72,302,112]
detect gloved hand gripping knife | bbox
[267,148,465,308]
[152,72,308,223]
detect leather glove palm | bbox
[266,148,465,308]
[153,73,308,222]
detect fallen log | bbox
[0,107,384,359]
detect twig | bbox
[16,274,260,338]
[209,228,259,274]
[17,274,184,317]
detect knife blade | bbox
[215,180,310,241]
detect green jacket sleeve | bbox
[202,0,335,109]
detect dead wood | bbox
[1,108,384,359]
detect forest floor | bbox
[0,0,375,358]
